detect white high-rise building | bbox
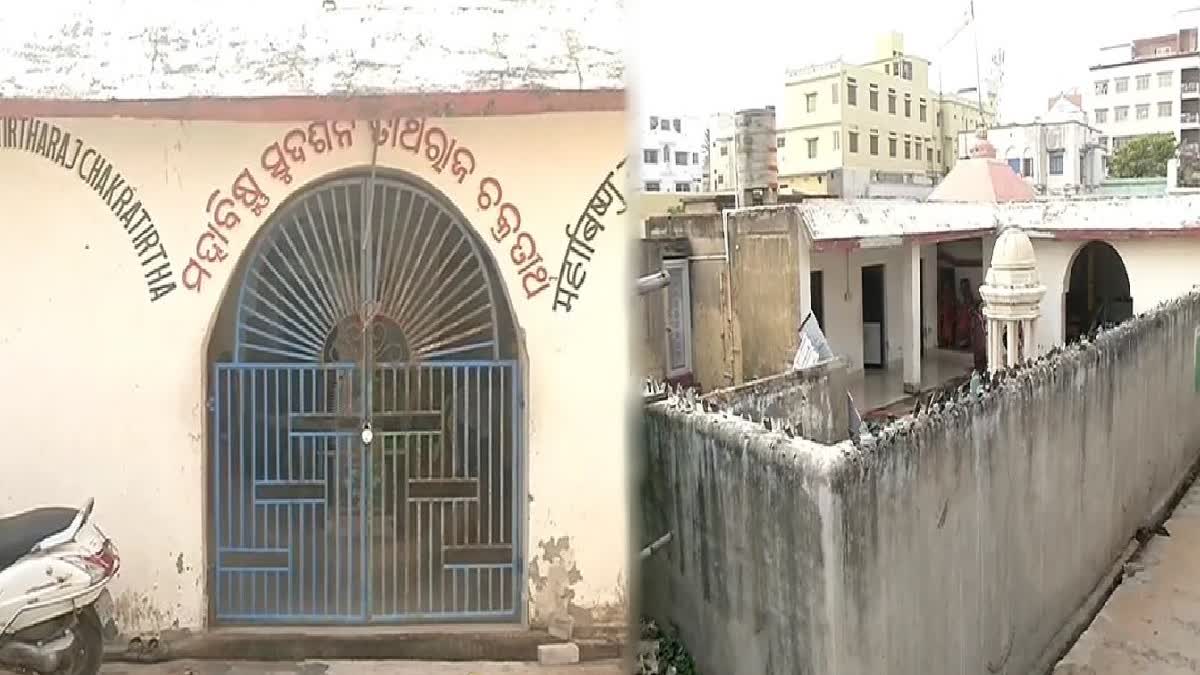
[1082,8,1199,161]
[639,114,706,193]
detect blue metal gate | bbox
[210,174,521,624]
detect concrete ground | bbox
[102,659,623,674]
[1054,478,1200,673]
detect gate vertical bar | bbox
[360,140,380,619]
[213,365,222,618]
[512,363,521,619]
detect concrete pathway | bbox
[1054,480,1200,674]
[101,660,623,674]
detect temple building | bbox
[0,0,632,647]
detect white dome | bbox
[989,226,1038,276]
[979,226,1046,321]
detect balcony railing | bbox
[1183,112,1200,125]
[1183,82,1200,95]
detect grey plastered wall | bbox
[641,290,1200,675]
[702,359,850,444]
[727,207,806,382]
[638,226,732,390]
[640,403,844,674]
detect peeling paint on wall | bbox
[528,535,587,627]
[112,590,180,637]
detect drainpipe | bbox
[637,270,671,296]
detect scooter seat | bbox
[0,507,78,571]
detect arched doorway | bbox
[1064,240,1132,342]
[206,169,523,625]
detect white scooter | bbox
[0,498,119,674]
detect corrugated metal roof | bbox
[0,0,625,100]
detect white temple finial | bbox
[978,226,1046,371]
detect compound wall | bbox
[641,290,1200,674]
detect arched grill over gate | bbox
[210,172,521,625]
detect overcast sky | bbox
[629,0,1196,125]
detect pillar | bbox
[1006,320,1019,368]
[796,219,813,326]
[981,235,996,284]
[986,319,1002,372]
[903,243,921,392]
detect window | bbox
[869,132,879,155]
[1048,151,1064,176]
[675,151,689,165]
[1115,77,1129,93]
[644,181,661,192]
[937,111,944,126]
[926,147,933,162]
[869,85,879,111]
[777,136,786,148]
[1007,158,1021,174]
[663,258,693,377]
[901,60,913,80]
[832,82,839,104]
[1159,101,1173,117]
[1098,135,1108,148]
[1155,46,1172,56]
[849,131,859,153]
[806,93,817,112]
[904,139,911,159]
[1136,104,1150,120]
[888,89,897,114]
[659,118,671,130]
[915,139,923,158]
[806,137,818,159]
[1095,108,1108,123]
[1136,74,1151,90]
[847,80,858,106]
[692,152,699,164]
[888,136,897,157]
[720,145,728,156]
[1094,80,1108,95]
[663,147,672,163]
[1115,106,1129,121]
[1159,71,1173,87]
[673,118,681,132]
[675,182,692,192]
[904,95,912,118]
[919,100,927,122]
[649,115,659,129]
[1022,158,1032,177]
[643,149,659,164]
[937,150,942,163]
[833,131,840,151]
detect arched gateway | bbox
[1064,240,1132,342]
[208,169,523,625]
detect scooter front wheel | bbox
[52,606,103,675]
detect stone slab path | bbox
[101,659,623,674]
[1055,481,1200,674]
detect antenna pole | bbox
[970,0,987,134]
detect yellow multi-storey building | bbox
[778,32,994,197]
